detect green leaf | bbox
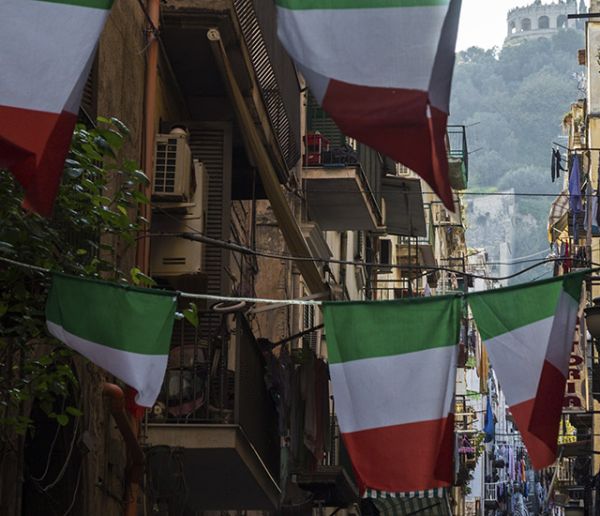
[55,414,69,426]
[66,406,83,417]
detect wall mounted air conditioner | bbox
[150,160,208,276]
[152,130,192,202]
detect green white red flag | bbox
[0,0,113,216]
[469,273,585,469]
[322,295,461,493]
[276,0,462,210]
[46,273,176,407]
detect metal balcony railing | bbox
[484,483,498,502]
[447,125,469,182]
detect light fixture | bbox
[584,297,600,339]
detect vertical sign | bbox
[563,319,589,413]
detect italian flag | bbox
[322,295,461,493]
[276,0,462,210]
[46,273,176,407]
[0,0,113,217]
[468,273,585,469]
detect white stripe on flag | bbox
[484,316,553,406]
[276,5,448,90]
[329,344,457,433]
[0,0,108,114]
[47,321,168,407]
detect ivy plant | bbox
[0,117,149,439]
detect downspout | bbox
[103,383,144,516]
[136,0,160,274]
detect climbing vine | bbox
[0,117,149,440]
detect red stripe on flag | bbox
[529,360,567,456]
[510,363,564,471]
[341,415,454,493]
[321,81,454,210]
[0,105,77,217]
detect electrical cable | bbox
[61,464,82,516]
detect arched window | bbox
[509,21,517,34]
[557,15,568,28]
[521,18,532,31]
[538,16,549,29]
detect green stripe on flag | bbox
[275,0,448,9]
[563,271,586,303]
[323,295,461,364]
[467,272,585,341]
[36,0,113,9]
[46,273,176,355]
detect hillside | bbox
[451,29,584,279]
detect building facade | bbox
[506,0,584,45]
[0,1,471,515]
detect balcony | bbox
[447,125,468,191]
[160,0,301,180]
[144,311,280,512]
[303,146,383,231]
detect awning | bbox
[548,191,569,242]
[364,488,452,516]
[381,176,427,237]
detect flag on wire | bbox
[46,273,176,407]
[0,0,114,216]
[468,273,585,469]
[322,295,461,493]
[275,0,462,210]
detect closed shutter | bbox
[187,122,232,297]
[79,53,98,123]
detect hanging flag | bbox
[0,0,114,216]
[468,273,585,469]
[322,295,461,493]
[276,0,462,210]
[46,273,176,407]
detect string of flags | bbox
[2,255,589,494]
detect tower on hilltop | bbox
[506,0,585,46]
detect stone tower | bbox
[506,0,583,45]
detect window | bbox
[557,15,568,29]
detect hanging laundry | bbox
[596,151,600,229]
[569,154,583,241]
[564,241,571,273]
[569,154,583,212]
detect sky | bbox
[456,0,535,51]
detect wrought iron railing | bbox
[447,125,469,181]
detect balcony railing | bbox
[447,125,468,190]
[484,483,498,502]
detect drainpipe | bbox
[136,0,160,274]
[103,383,144,516]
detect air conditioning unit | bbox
[152,130,193,202]
[150,160,208,276]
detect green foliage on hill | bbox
[451,29,585,274]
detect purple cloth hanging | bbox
[569,154,583,213]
